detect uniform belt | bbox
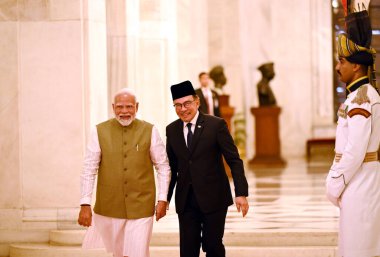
[335,152,379,163]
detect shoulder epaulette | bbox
[351,85,370,105]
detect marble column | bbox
[0,0,107,254]
[123,0,180,135]
[106,0,127,116]
[176,0,209,83]
[0,0,22,240]
[208,0,243,115]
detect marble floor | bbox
[8,159,340,257]
[153,159,339,233]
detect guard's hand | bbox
[155,201,167,221]
[338,198,342,209]
[78,205,92,227]
[235,196,249,217]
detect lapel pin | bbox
[198,125,201,128]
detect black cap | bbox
[170,80,196,100]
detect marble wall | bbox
[0,7,22,233]
[0,0,108,255]
[176,0,209,84]
[208,0,243,109]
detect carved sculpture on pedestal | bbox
[209,65,234,129]
[250,62,286,167]
[257,62,277,106]
[209,65,227,95]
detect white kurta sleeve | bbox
[150,125,171,202]
[80,127,101,205]
[326,103,372,206]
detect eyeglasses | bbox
[173,100,195,110]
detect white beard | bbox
[116,116,134,126]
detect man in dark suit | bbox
[166,80,249,257]
[195,72,221,117]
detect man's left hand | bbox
[155,201,167,221]
[235,196,249,217]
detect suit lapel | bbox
[199,91,207,110]
[189,113,205,153]
[174,120,189,154]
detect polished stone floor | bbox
[153,159,339,233]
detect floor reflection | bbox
[153,159,339,232]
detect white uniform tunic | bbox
[326,82,380,257]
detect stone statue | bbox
[257,62,277,106]
[209,65,227,93]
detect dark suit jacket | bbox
[195,88,221,117]
[166,112,248,214]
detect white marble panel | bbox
[19,21,84,208]
[83,0,106,22]
[125,0,178,131]
[135,38,168,130]
[177,0,209,84]
[0,22,21,208]
[207,0,223,63]
[19,0,48,21]
[208,0,244,123]
[49,0,80,21]
[0,209,22,229]
[106,0,128,117]
[270,0,313,157]
[107,35,127,107]
[140,0,161,21]
[0,0,18,21]
[310,0,334,129]
[106,0,126,36]
[84,20,108,129]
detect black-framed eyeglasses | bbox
[173,100,195,110]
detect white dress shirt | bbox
[183,111,199,145]
[80,124,171,205]
[201,87,214,115]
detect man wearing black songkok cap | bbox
[326,2,380,257]
[166,80,249,257]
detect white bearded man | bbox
[77,88,171,257]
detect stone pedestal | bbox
[219,94,235,177]
[250,107,286,167]
[219,94,235,130]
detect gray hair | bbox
[113,88,138,103]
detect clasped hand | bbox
[155,201,167,221]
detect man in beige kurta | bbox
[77,88,171,257]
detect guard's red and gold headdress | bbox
[338,0,377,89]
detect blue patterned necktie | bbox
[186,123,193,148]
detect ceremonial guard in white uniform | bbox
[326,1,380,256]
